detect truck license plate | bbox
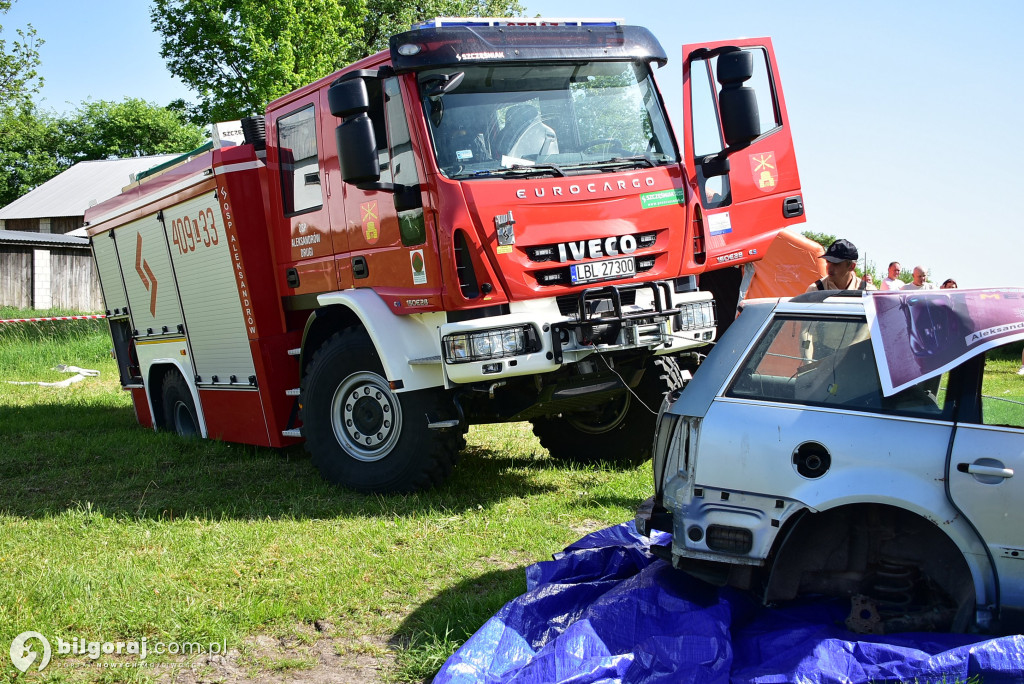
[570,256,636,285]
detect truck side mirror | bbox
[330,77,381,185]
[717,50,761,149]
[336,116,380,185]
[328,78,370,118]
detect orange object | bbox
[744,229,826,300]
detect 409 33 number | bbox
[171,208,219,255]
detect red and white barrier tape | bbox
[0,315,107,323]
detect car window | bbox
[727,316,947,417]
[979,350,1024,429]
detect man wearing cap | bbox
[806,238,876,292]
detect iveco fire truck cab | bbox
[86,18,804,492]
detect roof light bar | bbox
[413,17,623,30]
[391,23,666,71]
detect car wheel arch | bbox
[762,502,989,630]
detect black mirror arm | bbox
[700,141,753,178]
[353,182,424,212]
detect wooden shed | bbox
[0,230,102,310]
[0,156,176,311]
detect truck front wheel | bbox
[301,329,465,492]
[531,356,685,466]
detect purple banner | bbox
[864,288,1024,395]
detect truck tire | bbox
[162,370,200,437]
[301,329,465,493]
[531,356,686,466]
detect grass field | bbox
[3,309,1021,683]
[0,309,652,682]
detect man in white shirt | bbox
[881,262,904,291]
[902,266,936,290]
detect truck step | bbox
[282,428,302,438]
[287,348,301,356]
[427,419,461,429]
[286,388,301,397]
[409,355,442,365]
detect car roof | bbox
[775,290,868,315]
[736,291,867,320]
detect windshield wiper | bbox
[572,155,663,171]
[509,163,566,177]
[451,163,566,180]
[612,155,657,168]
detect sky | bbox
[5,0,1024,288]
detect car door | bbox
[947,351,1024,618]
[696,315,955,514]
[681,38,804,269]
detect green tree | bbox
[802,230,879,284]
[0,99,205,207]
[801,230,836,250]
[56,98,206,163]
[0,102,61,206]
[0,0,43,113]
[151,0,523,123]
[354,0,525,56]
[1,1,54,206]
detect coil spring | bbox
[872,558,918,611]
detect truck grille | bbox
[525,231,658,263]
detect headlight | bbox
[443,325,539,363]
[676,300,716,331]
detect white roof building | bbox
[0,156,177,233]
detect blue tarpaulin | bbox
[435,522,1024,683]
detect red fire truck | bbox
[85,19,804,492]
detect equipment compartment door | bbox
[682,37,804,264]
[117,213,184,337]
[165,191,257,385]
[91,230,129,314]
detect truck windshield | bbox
[418,61,678,180]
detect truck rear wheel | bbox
[531,356,686,466]
[161,370,200,437]
[301,329,465,492]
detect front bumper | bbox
[440,280,715,386]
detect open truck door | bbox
[682,37,804,270]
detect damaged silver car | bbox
[636,288,1024,634]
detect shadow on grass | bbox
[0,403,562,522]
[390,567,529,682]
